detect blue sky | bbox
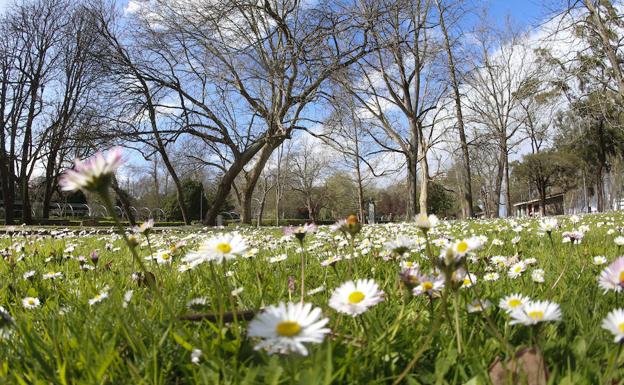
[0,0,546,29]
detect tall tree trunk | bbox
[241,141,279,224]
[205,160,245,226]
[596,164,605,212]
[353,129,365,221]
[436,0,474,218]
[504,150,512,217]
[419,152,429,215]
[406,154,418,219]
[493,151,505,218]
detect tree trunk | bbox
[596,164,605,212]
[493,151,505,218]
[436,0,474,218]
[419,153,429,215]
[205,160,245,226]
[406,154,418,219]
[504,150,512,217]
[241,141,279,224]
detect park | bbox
[1,0,624,384]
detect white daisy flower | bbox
[499,293,530,313]
[247,302,330,356]
[191,348,203,364]
[509,300,561,325]
[602,308,624,343]
[329,279,384,316]
[60,147,124,193]
[484,272,500,282]
[598,257,624,292]
[508,262,526,279]
[22,297,40,309]
[122,290,134,308]
[593,256,607,265]
[182,233,247,266]
[531,269,545,283]
[88,291,109,306]
[468,299,491,313]
[615,237,624,246]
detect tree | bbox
[162,179,208,222]
[512,150,579,215]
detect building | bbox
[513,193,565,217]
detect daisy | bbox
[269,254,288,264]
[191,348,203,364]
[155,250,173,264]
[122,290,134,308]
[182,233,247,266]
[593,256,607,266]
[88,291,109,306]
[283,223,317,242]
[247,302,330,356]
[412,276,444,296]
[329,279,384,316]
[601,309,624,342]
[509,300,561,325]
[508,262,526,279]
[384,236,415,256]
[60,147,124,193]
[484,272,500,282]
[468,299,492,313]
[22,270,35,280]
[134,219,154,235]
[539,218,558,233]
[598,257,624,292]
[22,297,40,309]
[531,269,545,283]
[615,236,624,247]
[43,271,63,280]
[499,293,530,313]
[415,213,439,231]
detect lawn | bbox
[0,214,623,384]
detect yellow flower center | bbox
[528,310,544,321]
[463,278,471,285]
[161,253,171,260]
[348,291,366,304]
[619,270,624,284]
[28,299,35,305]
[422,282,433,291]
[456,241,468,254]
[216,243,232,254]
[276,321,301,337]
[618,323,624,333]
[508,299,522,308]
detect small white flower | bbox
[22,270,36,280]
[483,272,500,282]
[499,293,530,313]
[467,299,491,313]
[329,279,384,316]
[247,302,330,356]
[508,262,526,279]
[88,291,109,306]
[122,290,134,308]
[182,233,247,266]
[602,308,624,343]
[191,348,203,364]
[531,269,545,283]
[594,256,608,266]
[22,297,40,309]
[509,300,561,325]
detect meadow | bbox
[0,213,623,385]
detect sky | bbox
[0,0,547,27]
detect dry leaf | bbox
[489,348,548,385]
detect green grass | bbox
[0,214,623,384]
